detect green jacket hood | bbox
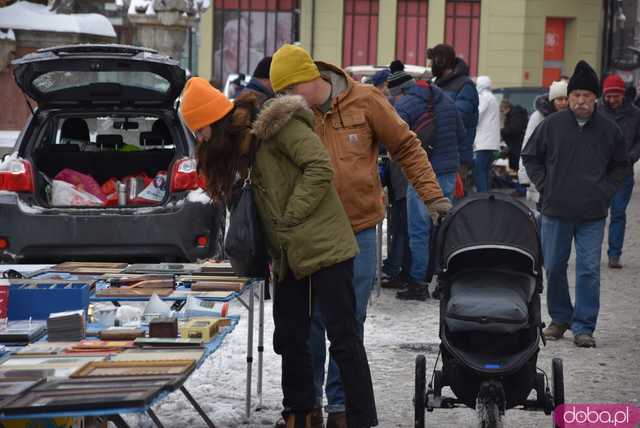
[253,95,314,140]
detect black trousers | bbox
[273,259,378,427]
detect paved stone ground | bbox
[367,172,640,427]
[137,173,640,428]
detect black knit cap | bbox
[387,60,414,95]
[568,60,601,97]
[252,56,273,79]
[426,44,456,69]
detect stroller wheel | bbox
[552,358,565,406]
[415,354,426,428]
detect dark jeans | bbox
[382,198,411,278]
[608,174,635,258]
[541,215,605,335]
[273,259,378,427]
[473,150,496,192]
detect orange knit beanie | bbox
[179,77,234,133]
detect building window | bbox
[213,0,299,87]
[445,0,481,76]
[343,0,379,67]
[396,0,428,66]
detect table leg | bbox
[147,409,165,428]
[180,386,217,428]
[107,414,131,428]
[257,279,265,410]
[245,282,255,420]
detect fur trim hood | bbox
[253,95,312,140]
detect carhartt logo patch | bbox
[348,134,359,144]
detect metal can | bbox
[128,177,138,202]
[117,181,127,206]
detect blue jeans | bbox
[407,173,457,282]
[541,215,605,335]
[608,174,635,258]
[311,228,377,413]
[473,150,495,192]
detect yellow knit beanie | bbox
[270,44,321,93]
[179,77,234,133]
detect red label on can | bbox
[0,281,9,319]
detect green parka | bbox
[248,94,358,281]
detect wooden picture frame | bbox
[70,359,196,378]
[35,377,173,391]
[134,337,204,348]
[41,374,187,389]
[1,388,160,414]
[0,377,46,407]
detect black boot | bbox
[380,273,408,289]
[395,279,429,301]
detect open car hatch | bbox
[12,44,187,108]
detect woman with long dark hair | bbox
[179,77,377,428]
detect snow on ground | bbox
[0,2,116,38]
[123,173,640,427]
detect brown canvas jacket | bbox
[313,62,443,232]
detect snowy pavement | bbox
[124,170,640,428]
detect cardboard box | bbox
[8,283,90,321]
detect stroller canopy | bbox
[436,192,541,274]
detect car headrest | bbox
[60,118,90,142]
[139,132,170,146]
[96,134,124,149]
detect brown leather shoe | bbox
[543,322,570,340]
[574,333,596,348]
[326,412,347,428]
[310,407,325,428]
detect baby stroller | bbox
[414,192,564,428]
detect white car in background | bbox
[345,64,432,84]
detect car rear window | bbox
[32,71,171,94]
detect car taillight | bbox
[170,158,198,192]
[196,235,209,247]
[0,158,34,193]
[0,238,8,250]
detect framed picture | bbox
[113,349,205,362]
[71,359,196,378]
[51,262,128,273]
[16,342,78,356]
[35,377,172,391]
[0,377,46,407]
[1,388,160,414]
[38,375,187,389]
[134,337,204,348]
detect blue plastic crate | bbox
[8,282,90,320]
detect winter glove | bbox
[426,196,453,225]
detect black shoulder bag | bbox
[223,140,269,278]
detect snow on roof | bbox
[0,2,116,38]
[128,0,156,16]
[0,29,15,41]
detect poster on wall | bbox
[213,4,297,87]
